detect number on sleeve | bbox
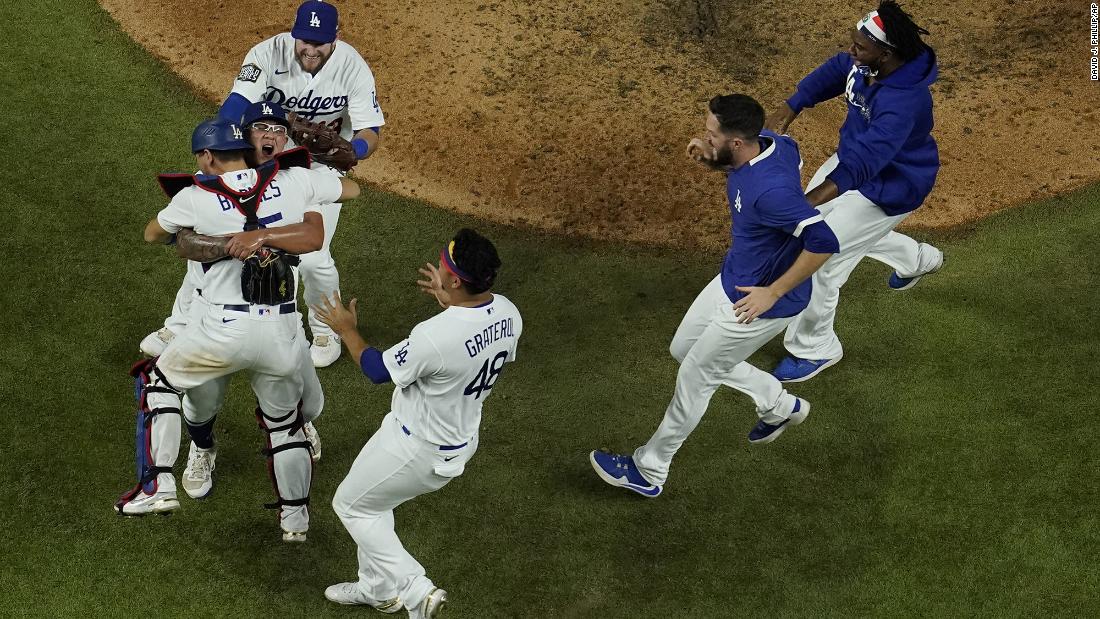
[463,351,508,399]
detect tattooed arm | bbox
[175,228,230,262]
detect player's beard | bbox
[297,47,333,73]
[713,144,734,167]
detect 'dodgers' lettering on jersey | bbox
[264,87,349,119]
[464,318,515,358]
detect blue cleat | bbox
[748,398,810,444]
[589,451,662,498]
[771,355,842,383]
[889,249,945,291]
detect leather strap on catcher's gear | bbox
[255,406,312,526]
[115,358,183,513]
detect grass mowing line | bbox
[1,1,1098,615]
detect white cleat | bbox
[310,334,342,368]
[139,327,176,357]
[117,490,180,516]
[323,582,402,613]
[408,588,447,619]
[282,529,308,543]
[181,442,217,499]
[302,421,322,462]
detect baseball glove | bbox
[241,248,300,305]
[287,112,358,172]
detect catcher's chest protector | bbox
[156,149,314,306]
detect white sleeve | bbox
[346,53,385,130]
[283,168,343,209]
[383,326,443,388]
[229,40,271,102]
[508,312,523,362]
[156,191,196,234]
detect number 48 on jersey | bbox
[464,351,508,399]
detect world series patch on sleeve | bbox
[238,63,262,83]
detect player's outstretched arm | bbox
[224,211,325,259]
[351,127,381,161]
[144,218,173,244]
[337,177,361,202]
[732,219,839,323]
[733,249,832,324]
[805,179,840,208]
[312,292,369,360]
[764,102,799,134]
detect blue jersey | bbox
[720,130,825,319]
[787,48,940,215]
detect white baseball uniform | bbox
[140,165,343,533]
[158,34,385,342]
[332,295,522,610]
[232,32,385,339]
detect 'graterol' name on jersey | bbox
[264,87,349,121]
[465,317,516,358]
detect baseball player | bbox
[116,118,360,544]
[173,102,330,503]
[766,1,943,382]
[140,101,325,465]
[140,0,385,367]
[590,94,839,498]
[311,229,522,618]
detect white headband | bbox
[857,10,895,48]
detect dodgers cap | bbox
[292,1,338,44]
[191,118,252,153]
[242,100,290,128]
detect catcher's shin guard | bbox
[116,358,182,512]
[256,406,312,533]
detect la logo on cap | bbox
[232,124,243,140]
[310,11,321,27]
[262,103,273,116]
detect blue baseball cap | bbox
[242,100,290,128]
[191,118,252,153]
[291,1,338,44]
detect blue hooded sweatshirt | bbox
[786,47,939,215]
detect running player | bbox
[590,94,839,497]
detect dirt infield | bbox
[100,0,1099,249]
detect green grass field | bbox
[2,1,1099,616]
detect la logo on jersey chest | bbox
[734,189,742,212]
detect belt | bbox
[197,289,293,315]
[401,424,468,451]
[223,302,296,314]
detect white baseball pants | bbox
[167,290,324,423]
[156,301,311,531]
[634,275,801,487]
[298,201,342,339]
[332,412,478,610]
[783,154,943,360]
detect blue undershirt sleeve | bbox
[359,347,393,384]
[801,220,840,254]
[217,93,252,123]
